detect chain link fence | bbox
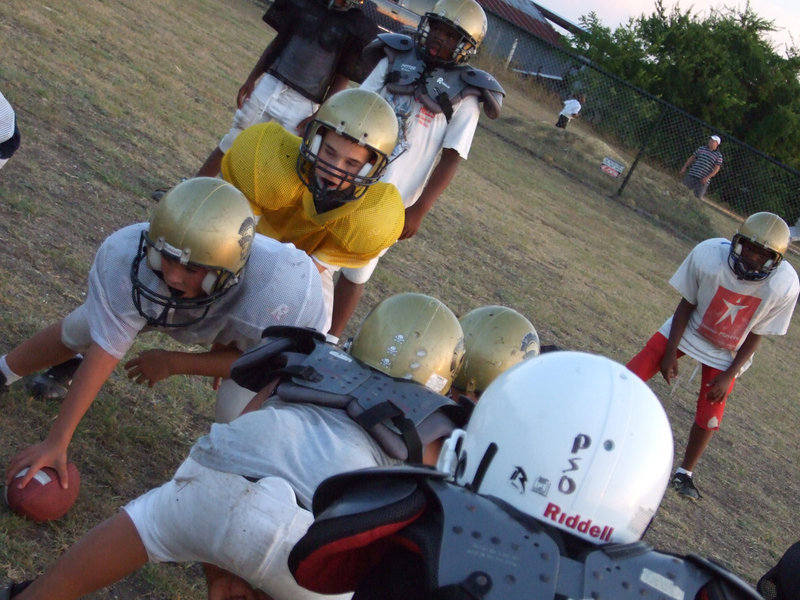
[479,23,800,227]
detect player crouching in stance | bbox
[627,212,799,500]
[289,352,762,600]
[221,87,405,334]
[1,178,328,490]
[1,293,470,600]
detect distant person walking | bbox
[555,93,584,129]
[680,135,723,199]
[0,90,20,171]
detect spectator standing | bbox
[555,92,585,128]
[680,135,723,199]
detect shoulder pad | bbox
[230,326,326,392]
[290,469,433,595]
[579,544,710,600]
[429,479,566,599]
[312,465,446,515]
[378,32,415,52]
[461,67,505,119]
[686,554,763,600]
[363,33,414,70]
[461,67,505,95]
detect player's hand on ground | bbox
[5,439,71,489]
[705,372,734,403]
[659,354,679,385]
[124,350,172,387]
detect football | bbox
[4,463,81,522]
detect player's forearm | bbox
[665,298,696,354]
[47,346,119,448]
[161,347,243,379]
[414,150,462,216]
[725,332,761,377]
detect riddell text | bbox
[543,502,614,542]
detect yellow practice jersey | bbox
[222,122,404,269]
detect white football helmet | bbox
[437,351,673,545]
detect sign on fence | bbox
[601,157,625,178]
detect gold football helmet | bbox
[132,177,256,327]
[349,293,465,394]
[453,305,540,395]
[416,0,487,65]
[297,88,399,203]
[729,212,790,281]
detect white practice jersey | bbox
[658,238,799,372]
[361,58,480,207]
[190,398,400,509]
[85,224,327,359]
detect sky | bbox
[542,0,799,54]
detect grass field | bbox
[2,0,799,597]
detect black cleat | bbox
[1,580,34,600]
[27,356,83,400]
[671,472,701,500]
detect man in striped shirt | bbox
[680,135,723,199]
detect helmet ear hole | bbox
[357,161,374,179]
[310,134,323,156]
[147,247,162,272]
[201,271,219,295]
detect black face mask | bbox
[130,232,232,328]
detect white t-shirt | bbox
[559,98,582,119]
[657,238,799,372]
[84,224,327,359]
[361,58,480,207]
[0,91,15,143]
[190,399,399,508]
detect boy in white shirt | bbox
[627,212,799,500]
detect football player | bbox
[193,0,378,180]
[627,212,799,500]
[1,293,470,600]
[221,87,405,337]
[1,178,327,489]
[289,352,763,600]
[330,0,505,337]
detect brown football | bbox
[4,463,81,522]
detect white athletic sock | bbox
[0,354,22,385]
[675,467,693,478]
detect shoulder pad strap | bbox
[346,373,467,461]
[290,472,430,595]
[686,554,763,600]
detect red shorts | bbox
[626,332,735,431]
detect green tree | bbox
[570,2,800,169]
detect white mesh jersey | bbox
[360,58,480,207]
[86,224,326,360]
[657,238,799,372]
